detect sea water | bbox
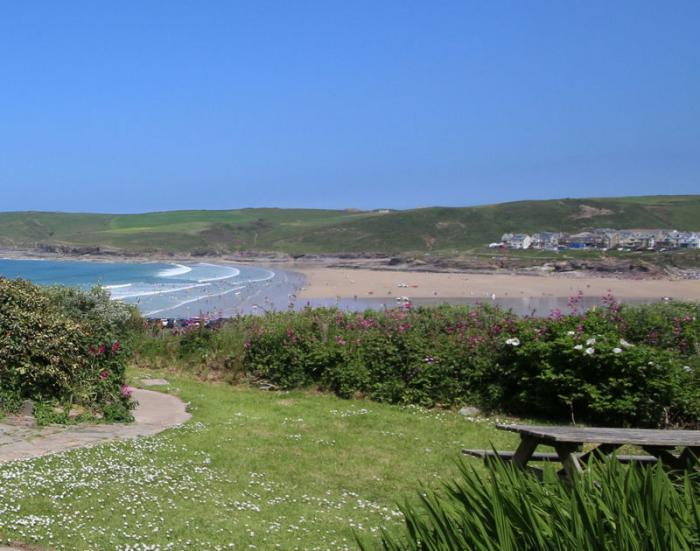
[0,259,304,318]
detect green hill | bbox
[1,195,699,255]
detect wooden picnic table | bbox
[490,424,700,478]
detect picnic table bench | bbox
[463,424,700,478]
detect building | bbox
[501,233,532,249]
[531,232,562,250]
[661,230,700,249]
[559,232,606,249]
[615,230,658,250]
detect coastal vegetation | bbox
[133,300,700,428]
[1,195,700,255]
[0,279,136,423]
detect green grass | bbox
[1,195,699,254]
[0,369,523,550]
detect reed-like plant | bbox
[361,458,699,550]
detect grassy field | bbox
[1,195,699,254]
[0,369,522,550]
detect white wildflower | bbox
[567,331,575,336]
[612,348,622,354]
[574,344,583,350]
[619,339,633,348]
[586,338,596,346]
[505,338,520,347]
[585,347,595,355]
[683,366,693,372]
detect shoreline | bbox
[2,250,699,302]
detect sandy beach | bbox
[296,268,700,301]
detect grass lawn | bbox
[0,369,523,550]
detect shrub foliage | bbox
[135,299,700,428]
[0,278,135,423]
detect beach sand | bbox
[295,268,700,301]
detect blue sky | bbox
[1,1,698,212]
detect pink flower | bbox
[98,344,106,355]
[111,341,121,354]
[99,370,109,380]
[335,335,346,346]
[120,384,132,398]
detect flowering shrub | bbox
[0,278,134,423]
[238,302,700,427]
[496,320,697,427]
[130,297,700,428]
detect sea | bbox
[0,258,304,319]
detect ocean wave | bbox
[157,264,193,278]
[111,283,211,299]
[144,285,246,316]
[103,283,132,290]
[196,263,241,282]
[236,269,276,284]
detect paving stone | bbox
[141,378,170,386]
[0,389,190,464]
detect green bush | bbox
[43,284,140,334]
[0,278,135,423]
[488,310,700,427]
[238,304,699,426]
[361,458,700,550]
[133,301,700,428]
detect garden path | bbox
[0,388,191,465]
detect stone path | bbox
[0,388,191,465]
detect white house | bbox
[501,233,532,250]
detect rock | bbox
[459,406,481,417]
[142,378,170,386]
[68,407,86,420]
[18,400,33,416]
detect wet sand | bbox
[296,268,700,301]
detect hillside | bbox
[1,195,699,255]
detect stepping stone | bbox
[141,378,170,386]
[2,415,37,428]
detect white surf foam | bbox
[144,285,246,316]
[196,263,241,282]
[112,283,210,299]
[104,283,132,290]
[157,264,193,278]
[237,269,276,284]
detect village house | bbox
[501,233,532,249]
[559,231,606,249]
[614,230,656,250]
[531,232,562,250]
